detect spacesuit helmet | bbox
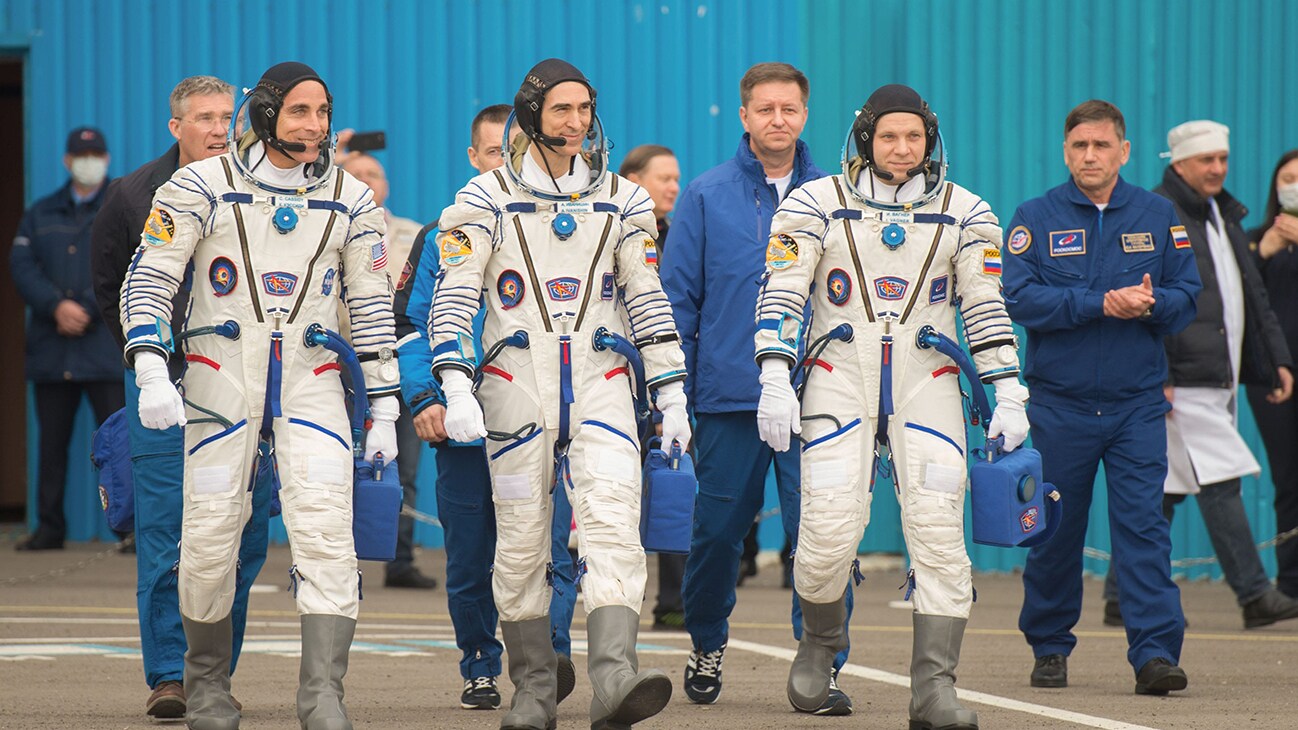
[842,83,947,209]
[507,58,609,200]
[228,61,338,194]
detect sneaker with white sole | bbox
[814,669,853,716]
[460,675,502,710]
[684,645,725,704]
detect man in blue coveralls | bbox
[660,62,853,714]
[89,76,270,720]
[1002,100,1201,696]
[393,103,578,712]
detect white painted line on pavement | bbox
[726,638,1161,730]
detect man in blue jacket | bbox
[12,126,124,551]
[660,62,853,714]
[1003,100,1201,696]
[393,103,578,713]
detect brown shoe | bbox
[146,680,185,718]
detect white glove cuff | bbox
[992,378,1029,406]
[655,380,687,410]
[440,369,474,397]
[369,396,400,423]
[759,357,792,386]
[134,351,170,386]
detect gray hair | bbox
[169,76,234,117]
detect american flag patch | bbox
[371,240,388,270]
[1171,225,1191,249]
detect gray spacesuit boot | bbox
[296,614,356,730]
[908,614,978,730]
[182,616,240,730]
[587,606,672,729]
[786,590,849,713]
[500,617,558,730]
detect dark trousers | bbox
[386,402,424,577]
[32,380,124,540]
[1247,385,1298,597]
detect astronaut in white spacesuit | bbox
[433,58,689,730]
[753,84,1030,730]
[120,61,399,730]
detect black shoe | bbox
[1243,589,1298,629]
[118,534,136,554]
[736,557,758,587]
[460,676,501,710]
[1030,654,1067,688]
[812,669,852,716]
[1103,600,1124,627]
[1134,657,1187,695]
[14,534,63,551]
[383,567,438,589]
[652,610,685,631]
[684,645,725,704]
[556,652,576,705]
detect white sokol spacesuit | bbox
[433,58,686,730]
[755,86,1027,729]
[122,145,397,623]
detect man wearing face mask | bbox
[11,126,124,552]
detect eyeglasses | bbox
[176,113,234,130]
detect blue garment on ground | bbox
[395,224,577,678]
[1003,175,1200,673]
[681,412,851,669]
[126,373,270,688]
[661,135,826,413]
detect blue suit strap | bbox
[831,209,862,220]
[505,202,537,213]
[307,200,348,214]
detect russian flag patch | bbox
[982,247,1002,276]
[644,239,659,267]
[1171,225,1191,249]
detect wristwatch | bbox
[1139,304,1154,320]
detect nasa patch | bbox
[929,275,949,305]
[826,269,852,306]
[1007,225,1032,255]
[262,271,298,296]
[1049,229,1086,257]
[498,270,525,309]
[601,272,615,300]
[766,233,799,270]
[321,268,336,296]
[209,257,237,297]
[440,229,473,266]
[546,277,580,301]
[144,208,175,246]
[873,276,909,301]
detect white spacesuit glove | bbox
[756,358,801,452]
[988,378,1030,452]
[134,351,186,430]
[364,396,400,463]
[440,370,487,443]
[655,380,692,454]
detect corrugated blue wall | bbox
[10,0,1294,579]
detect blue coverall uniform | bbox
[394,226,577,678]
[1003,176,1201,673]
[660,135,851,663]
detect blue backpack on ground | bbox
[640,441,697,554]
[92,407,134,534]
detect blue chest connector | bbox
[881,223,906,249]
[552,213,577,240]
[273,206,299,234]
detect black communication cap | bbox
[514,58,596,148]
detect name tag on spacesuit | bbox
[1121,232,1154,253]
[273,195,308,210]
[554,201,600,215]
[879,211,915,224]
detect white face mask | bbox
[1277,182,1298,213]
[69,156,108,188]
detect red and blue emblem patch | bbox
[498,270,525,309]
[546,277,580,301]
[601,272,615,300]
[209,257,238,297]
[262,271,298,296]
[826,269,851,306]
[1049,229,1086,257]
[873,276,908,301]
[1020,505,1040,533]
[928,275,949,305]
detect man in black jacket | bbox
[1104,120,1298,630]
[90,75,269,720]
